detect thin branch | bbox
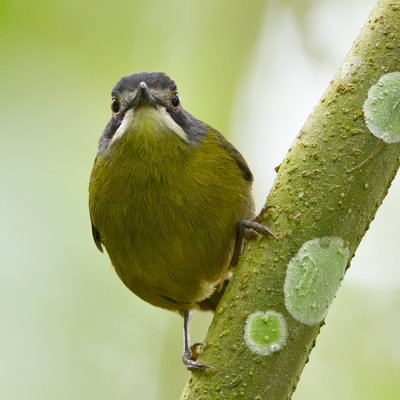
[180,0,400,398]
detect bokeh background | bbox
[1,0,399,399]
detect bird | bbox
[89,72,272,369]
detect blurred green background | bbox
[1,0,399,399]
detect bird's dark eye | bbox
[111,97,121,115]
[171,93,180,108]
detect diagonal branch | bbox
[180,0,400,398]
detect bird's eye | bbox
[171,93,180,108]
[111,97,121,115]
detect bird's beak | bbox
[132,81,156,109]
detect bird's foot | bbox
[239,218,276,239]
[231,206,276,266]
[182,343,214,371]
[240,204,276,238]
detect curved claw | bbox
[231,210,276,266]
[190,342,204,360]
[240,219,276,239]
[254,204,275,223]
[182,349,214,371]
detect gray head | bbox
[98,72,207,153]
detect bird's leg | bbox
[231,205,276,266]
[182,310,213,370]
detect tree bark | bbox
[180,0,400,398]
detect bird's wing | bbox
[213,129,254,182]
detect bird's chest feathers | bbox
[94,122,193,226]
[120,129,189,185]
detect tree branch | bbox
[180,0,400,398]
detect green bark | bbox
[180,0,400,399]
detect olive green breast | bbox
[89,126,254,311]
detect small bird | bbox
[89,72,272,369]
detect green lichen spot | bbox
[363,72,400,143]
[244,311,287,356]
[284,237,349,325]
